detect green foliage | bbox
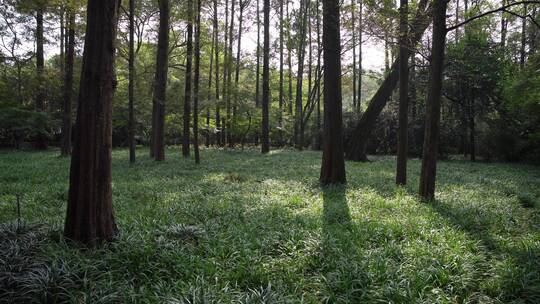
[0,102,56,146]
[1,149,540,302]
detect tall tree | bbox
[396,0,409,185]
[315,0,322,149]
[213,0,221,146]
[320,0,346,185]
[279,0,284,145]
[60,11,75,156]
[34,4,47,149]
[287,0,293,116]
[64,0,120,246]
[352,0,357,110]
[183,0,194,157]
[261,0,270,153]
[221,0,229,145]
[152,0,170,161]
[357,0,362,113]
[226,0,236,147]
[128,0,136,163]
[294,0,309,149]
[419,0,448,200]
[193,0,201,164]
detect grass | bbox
[1,147,540,303]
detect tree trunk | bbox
[206,10,214,148]
[279,0,284,145]
[519,4,527,67]
[221,0,229,146]
[183,0,193,157]
[315,0,322,150]
[193,0,201,164]
[152,0,170,161]
[214,0,221,146]
[357,0,363,114]
[295,0,308,150]
[61,12,75,156]
[501,0,507,47]
[35,6,47,150]
[254,0,261,145]
[345,0,430,161]
[419,0,447,201]
[352,0,356,110]
[261,0,270,153]
[233,0,245,147]
[320,0,346,185]
[287,1,293,116]
[128,0,136,163]
[64,0,120,246]
[226,0,236,148]
[396,0,409,185]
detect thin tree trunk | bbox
[213,0,221,146]
[520,4,527,67]
[279,0,284,145]
[254,0,261,145]
[221,0,229,145]
[396,0,409,185]
[469,90,476,161]
[206,12,214,148]
[419,0,447,201]
[320,0,346,185]
[352,0,356,110]
[128,0,136,163]
[287,1,293,116]
[64,0,120,246]
[35,6,47,150]
[193,0,201,164]
[152,0,170,161]
[295,0,308,150]
[233,0,245,147]
[61,12,75,156]
[183,0,193,157]
[261,0,270,153]
[226,0,236,147]
[357,0,362,113]
[315,0,322,150]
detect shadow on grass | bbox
[426,199,540,301]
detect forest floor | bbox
[1,148,540,303]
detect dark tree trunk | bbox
[287,1,293,116]
[469,91,476,161]
[221,0,229,146]
[261,0,270,154]
[194,0,201,164]
[233,0,245,147]
[128,0,136,163]
[519,4,527,67]
[357,0,363,114]
[183,0,193,157]
[419,0,447,201]
[295,0,308,150]
[64,0,120,246]
[396,0,409,185]
[254,0,261,145]
[320,0,346,185]
[152,0,170,161]
[345,0,430,161]
[315,0,322,150]
[500,0,507,47]
[61,12,75,156]
[352,0,356,110]
[213,0,221,147]
[226,0,236,148]
[279,0,284,145]
[206,10,214,148]
[35,6,47,150]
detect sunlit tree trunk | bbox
[64,0,120,246]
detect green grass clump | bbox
[1,148,540,303]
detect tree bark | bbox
[152,0,170,161]
[206,9,214,148]
[226,0,236,147]
[345,0,430,161]
[357,0,363,114]
[261,0,270,153]
[295,0,309,150]
[396,0,409,185]
[279,0,284,145]
[183,0,193,157]
[221,0,229,146]
[34,6,47,150]
[419,0,448,201]
[214,0,221,146]
[193,0,201,164]
[320,0,346,185]
[128,0,136,163]
[61,12,75,156]
[64,0,120,246]
[287,1,293,116]
[315,0,322,150]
